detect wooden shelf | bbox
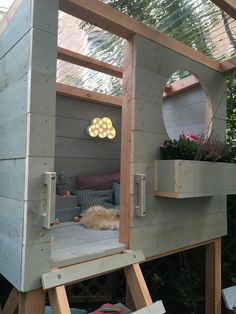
[154,160,236,198]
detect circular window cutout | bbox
[162,70,212,140]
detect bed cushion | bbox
[77,171,120,190]
[76,189,114,211]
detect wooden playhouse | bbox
[0,0,236,313]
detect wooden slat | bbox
[57,47,123,78]
[124,263,152,309]
[56,83,122,107]
[41,250,145,289]
[48,286,71,314]
[59,0,222,72]
[210,0,236,20]
[205,238,221,314]
[219,56,236,73]
[2,288,19,314]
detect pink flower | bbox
[181,131,200,142]
[189,133,200,142]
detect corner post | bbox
[205,238,221,314]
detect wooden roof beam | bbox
[57,47,123,78]
[56,83,122,107]
[163,75,200,98]
[219,56,236,74]
[59,0,223,73]
[210,0,236,20]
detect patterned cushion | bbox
[76,189,114,212]
[112,182,120,206]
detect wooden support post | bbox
[2,288,19,314]
[205,238,221,314]
[126,284,136,312]
[18,289,45,314]
[48,285,71,314]
[124,263,152,310]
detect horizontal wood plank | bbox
[154,160,236,198]
[56,116,121,141]
[129,212,227,259]
[57,47,123,78]
[55,157,120,177]
[42,250,145,289]
[59,0,222,72]
[0,236,22,289]
[56,83,122,107]
[55,137,120,159]
[56,95,121,122]
[21,242,51,291]
[0,159,25,200]
[0,114,27,159]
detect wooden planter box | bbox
[154,160,236,198]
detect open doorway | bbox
[51,94,126,267]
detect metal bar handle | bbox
[42,172,56,229]
[135,173,146,217]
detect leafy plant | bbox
[160,131,233,162]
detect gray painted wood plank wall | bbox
[128,35,227,258]
[163,86,206,139]
[0,0,58,292]
[0,0,32,289]
[21,0,59,292]
[55,95,121,191]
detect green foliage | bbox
[160,136,199,160]
[160,132,233,162]
[226,73,236,145]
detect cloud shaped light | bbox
[87,117,116,139]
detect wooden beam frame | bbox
[119,38,134,244]
[205,239,221,314]
[163,75,200,98]
[220,56,236,74]
[56,83,122,107]
[42,250,145,290]
[57,47,123,78]
[59,0,223,72]
[210,0,236,20]
[124,263,152,309]
[0,0,22,35]
[2,288,19,314]
[48,286,71,314]
[18,289,45,314]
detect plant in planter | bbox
[160,132,233,162]
[155,132,236,198]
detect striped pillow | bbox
[76,189,114,212]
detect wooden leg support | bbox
[205,238,221,314]
[124,263,152,310]
[18,288,45,314]
[125,284,136,312]
[48,285,71,314]
[2,288,19,314]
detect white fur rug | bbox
[80,205,120,230]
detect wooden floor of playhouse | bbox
[51,222,127,267]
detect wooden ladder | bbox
[1,250,165,314]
